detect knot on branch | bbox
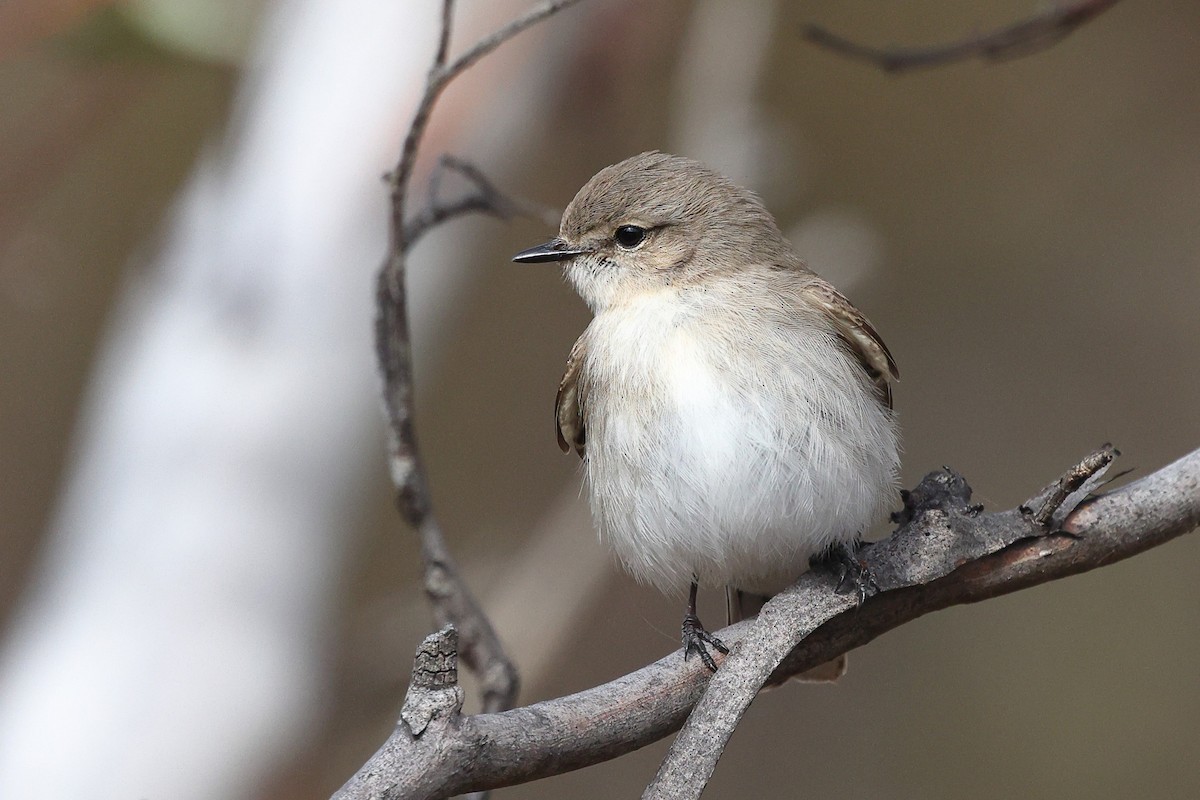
[400,625,465,737]
[870,466,985,590]
[423,559,456,601]
[891,468,975,527]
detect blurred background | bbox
[1,1,1198,798]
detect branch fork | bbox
[1023,443,1117,528]
[647,446,1120,798]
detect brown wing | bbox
[803,282,899,409]
[556,334,587,457]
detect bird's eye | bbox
[614,225,647,249]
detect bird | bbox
[513,151,900,676]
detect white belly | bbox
[581,293,899,595]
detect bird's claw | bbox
[816,541,878,605]
[682,613,729,672]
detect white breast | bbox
[581,288,899,595]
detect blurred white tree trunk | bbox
[0,1,500,797]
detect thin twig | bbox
[331,446,1200,799]
[441,0,584,87]
[374,0,585,722]
[803,0,1122,74]
[1024,443,1118,527]
[385,0,584,262]
[404,156,559,248]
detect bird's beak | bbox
[512,238,588,264]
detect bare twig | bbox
[332,446,1200,799]
[1024,443,1118,527]
[404,156,560,248]
[803,0,1122,74]
[374,0,584,720]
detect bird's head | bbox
[513,151,792,311]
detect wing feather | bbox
[803,281,898,409]
[556,334,588,457]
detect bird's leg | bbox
[811,539,878,605]
[681,579,729,672]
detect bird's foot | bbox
[681,612,729,672]
[812,540,878,605]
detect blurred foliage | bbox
[0,0,266,64]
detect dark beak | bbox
[512,238,588,264]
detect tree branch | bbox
[803,0,1122,74]
[644,445,1121,798]
[373,0,585,722]
[332,445,1200,799]
[403,155,559,249]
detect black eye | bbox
[614,225,646,249]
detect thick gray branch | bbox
[332,446,1200,800]
[643,448,1118,798]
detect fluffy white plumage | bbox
[575,274,899,595]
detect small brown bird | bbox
[514,152,900,674]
